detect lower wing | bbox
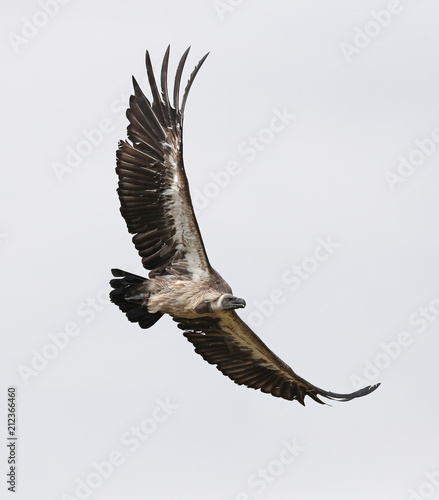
[174,311,379,405]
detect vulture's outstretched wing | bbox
[116,47,210,279]
[175,312,380,405]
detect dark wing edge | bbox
[116,46,211,277]
[174,312,380,406]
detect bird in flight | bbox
[110,46,380,406]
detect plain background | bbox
[2,1,439,499]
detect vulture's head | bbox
[195,293,246,314]
[217,293,246,311]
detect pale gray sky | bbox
[2,1,439,499]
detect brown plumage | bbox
[110,46,380,405]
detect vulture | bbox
[110,46,380,406]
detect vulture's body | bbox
[110,47,380,406]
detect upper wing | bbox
[116,47,210,278]
[175,311,380,405]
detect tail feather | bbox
[110,268,163,329]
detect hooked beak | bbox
[232,297,246,309]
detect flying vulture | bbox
[110,47,380,406]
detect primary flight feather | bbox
[110,46,380,406]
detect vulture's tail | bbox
[110,268,163,329]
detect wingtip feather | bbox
[318,382,381,402]
[173,47,191,111]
